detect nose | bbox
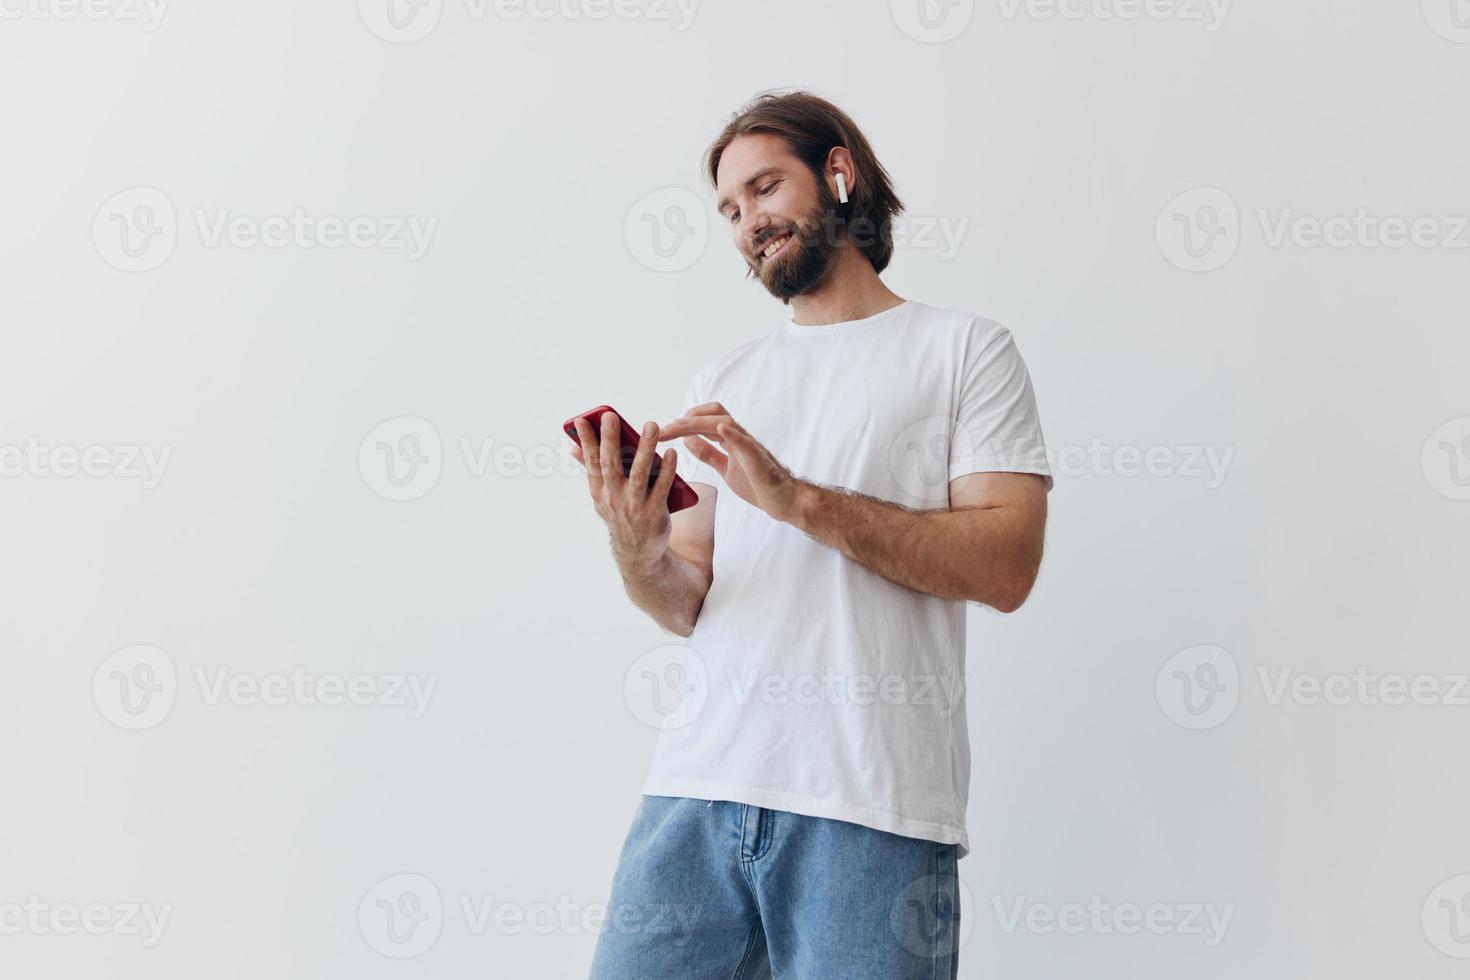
[744,215,774,257]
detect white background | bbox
[1,1,1468,977]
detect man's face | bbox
[715,133,843,303]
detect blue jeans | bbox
[588,795,961,980]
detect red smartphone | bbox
[563,405,701,514]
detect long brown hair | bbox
[703,90,906,274]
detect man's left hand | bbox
[657,403,807,523]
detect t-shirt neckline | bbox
[783,299,912,338]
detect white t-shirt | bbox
[641,299,1052,859]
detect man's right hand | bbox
[572,412,681,573]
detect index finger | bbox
[657,416,731,441]
[680,402,729,417]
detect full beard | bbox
[754,178,845,303]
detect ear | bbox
[825,146,856,201]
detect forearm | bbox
[616,547,710,637]
[787,482,1039,610]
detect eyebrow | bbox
[716,167,785,216]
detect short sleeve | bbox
[677,369,722,490]
[949,323,1053,491]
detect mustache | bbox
[754,225,797,251]
[752,198,845,255]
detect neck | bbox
[787,246,905,327]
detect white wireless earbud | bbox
[836,173,849,204]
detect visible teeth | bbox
[762,235,789,258]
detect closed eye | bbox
[727,182,780,224]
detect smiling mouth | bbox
[759,233,792,262]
